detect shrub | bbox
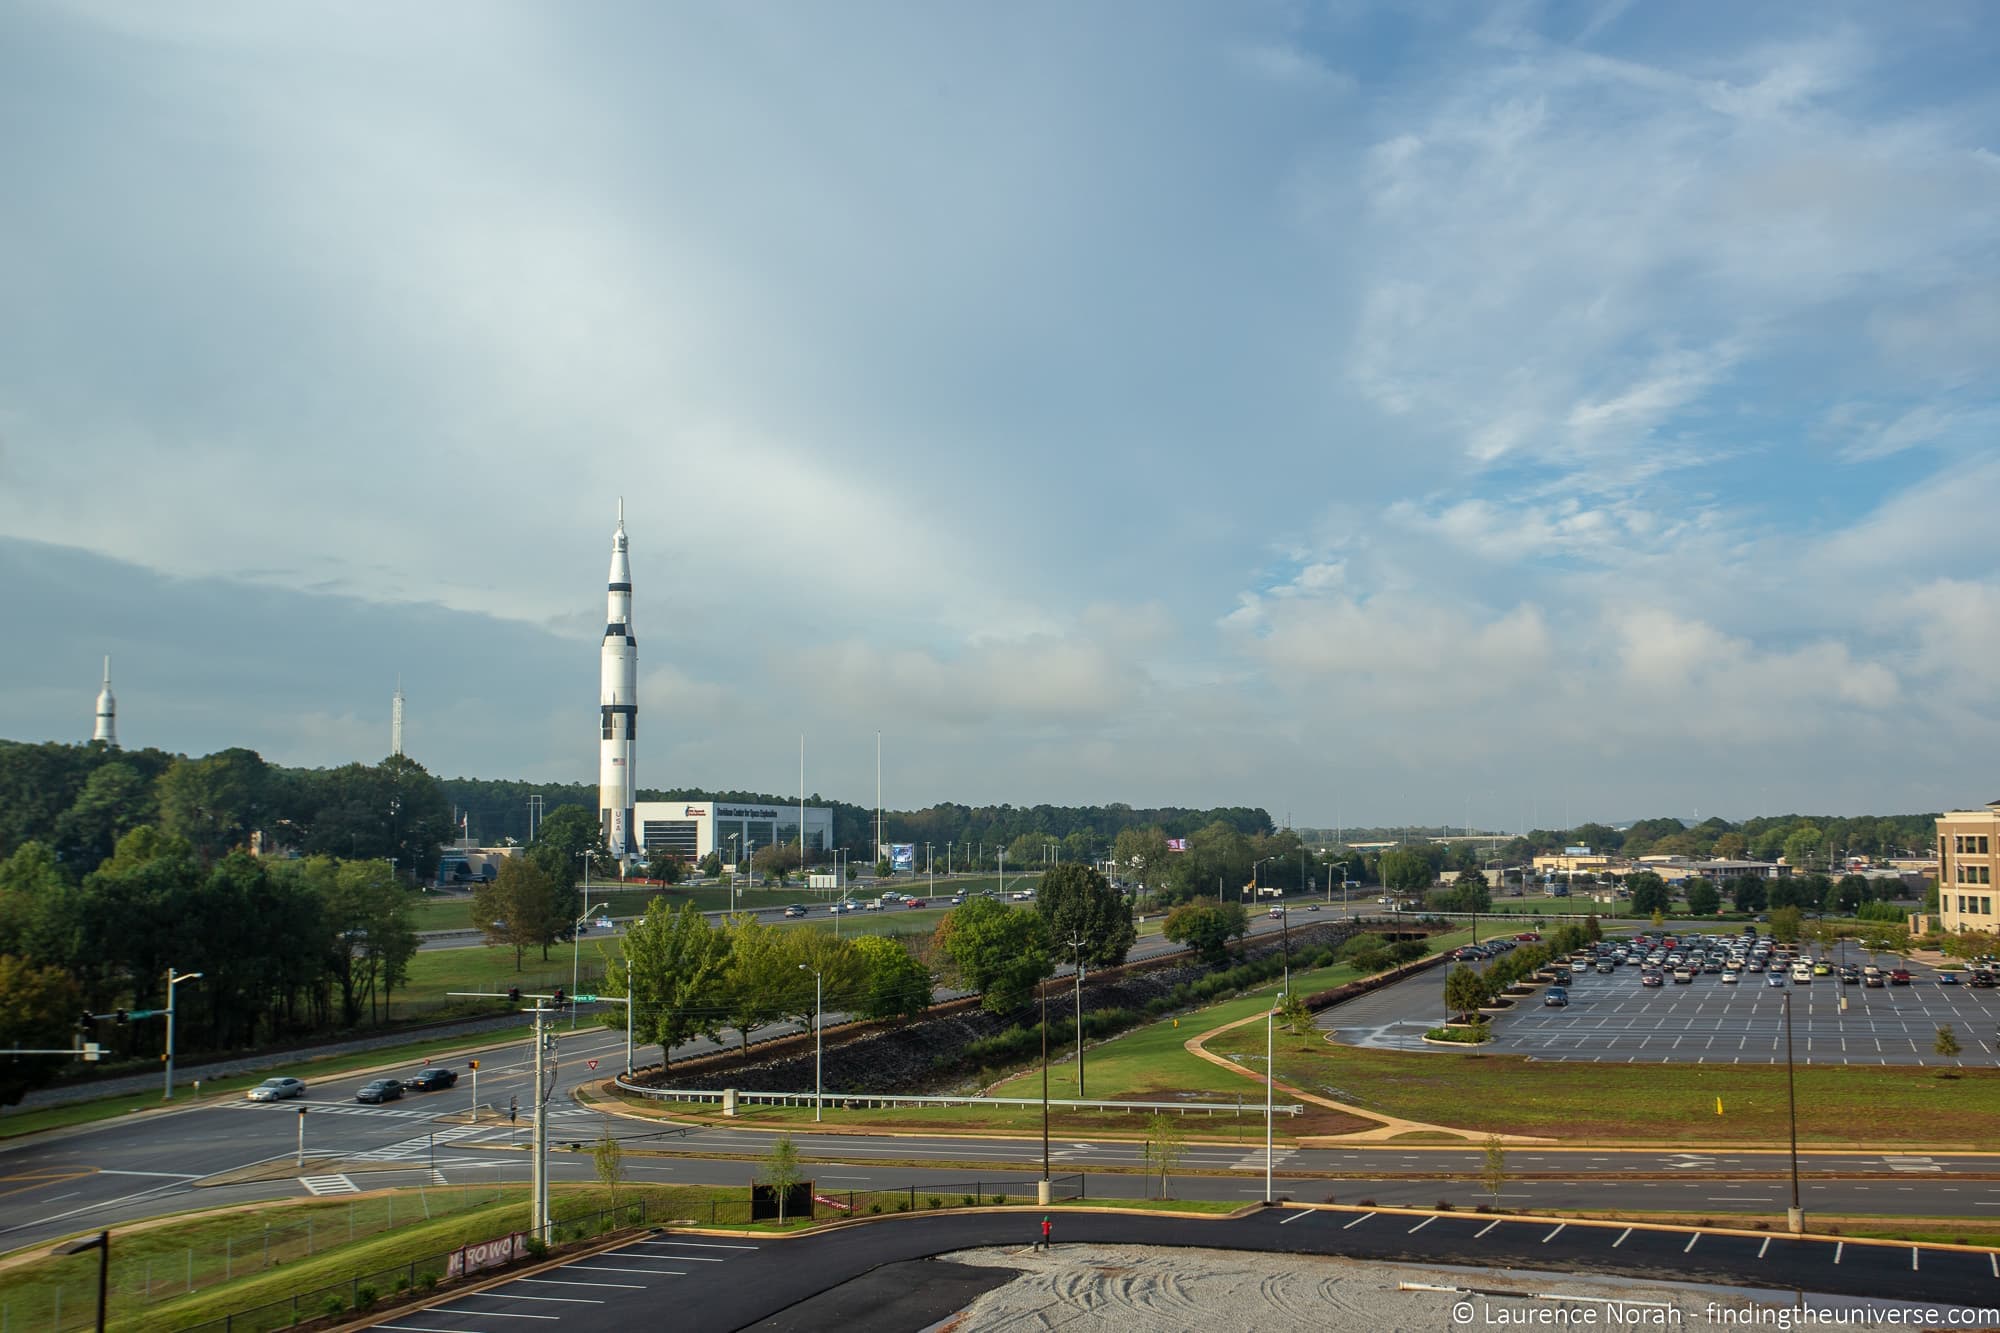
[869,1202,883,1214]
[357,1286,378,1308]
[1435,1201,1453,1212]
[418,1272,440,1290]
[895,1200,911,1212]
[322,1296,347,1317]
[962,1194,977,1208]
[1358,1198,1377,1208]
[927,1196,943,1209]
[394,1274,410,1293]
[523,1237,548,1259]
[993,1194,1008,1205]
[1321,1192,1338,1204]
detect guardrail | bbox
[610,1080,1304,1116]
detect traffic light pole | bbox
[163,966,203,1101]
[532,1003,550,1242]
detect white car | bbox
[247,1077,306,1102]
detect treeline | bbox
[1495,814,1938,864]
[0,739,457,881]
[437,773,1272,865]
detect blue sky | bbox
[2,1,1996,827]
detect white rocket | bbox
[599,503,637,858]
[93,657,117,746]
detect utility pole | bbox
[1071,934,1086,1096]
[1038,978,1051,1206]
[531,1001,552,1242]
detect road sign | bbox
[587,1059,598,1071]
[81,1042,101,1062]
[577,994,597,1003]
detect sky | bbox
[2,0,1996,829]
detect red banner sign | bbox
[446,1232,524,1279]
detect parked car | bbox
[1889,969,1912,986]
[355,1079,403,1104]
[247,1077,306,1102]
[406,1067,458,1092]
[1937,971,1962,986]
[1766,971,1787,987]
[1719,969,1739,984]
[1641,970,1665,988]
[1543,986,1569,1007]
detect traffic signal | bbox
[114,1009,128,1025]
[467,1059,479,1071]
[507,987,521,1004]
[552,987,566,1008]
[77,1010,95,1034]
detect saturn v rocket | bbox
[599,503,637,859]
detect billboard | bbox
[1166,838,1188,852]
[890,843,915,872]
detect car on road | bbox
[1640,970,1664,988]
[1790,963,1812,983]
[1304,903,1319,911]
[247,1077,306,1102]
[949,894,965,905]
[829,900,857,914]
[1672,966,1694,984]
[1515,932,1541,942]
[782,904,808,918]
[1268,907,1285,919]
[1938,971,1962,985]
[1889,969,1912,985]
[904,898,928,908]
[406,1067,458,1092]
[355,1079,403,1104]
[1719,968,1739,983]
[1543,986,1568,1007]
[1767,971,1787,987]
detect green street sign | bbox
[576,994,597,1003]
[127,1009,159,1020]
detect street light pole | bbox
[1265,991,1283,1205]
[163,966,202,1101]
[50,1231,108,1333]
[728,834,740,913]
[571,899,606,1031]
[798,965,823,1122]
[1038,977,1051,1206]
[1784,990,1803,1234]
[1070,934,1086,1095]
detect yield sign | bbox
[587,1059,599,1071]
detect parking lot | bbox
[1327,938,2000,1066]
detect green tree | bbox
[1783,823,1825,873]
[1160,897,1248,967]
[1730,877,1768,913]
[1712,832,1749,860]
[529,804,611,884]
[1278,992,1315,1041]
[718,915,794,1053]
[762,1133,805,1226]
[1111,826,1171,892]
[1142,1111,1187,1200]
[1768,905,1802,944]
[608,900,729,1068]
[644,851,686,884]
[474,857,575,969]
[52,762,156,872]
[1379,849,1435,893]
[849,935,933,1021]
[1480,1134,1507,1208]
[1036,863,1136,970]
[0,954,85,1106]
[933,896,1053,1014]
[1007,831,1053,869]
[1685,881,1720,916]
[875,857,893,879]
[781,930,866,1032]
[1935,1025,1960,1060]
[1832,875,1869,915]
[698,850,723,879]
[1626,872,1670,917]
[752,842,802,886]
[592,1124,624,1215]
[1443,964,1489,1023]
[155,749,271,862]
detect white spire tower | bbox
[92,657,117,747]
[392,677,405,757]
[598,501,638,859]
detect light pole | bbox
[1265,991,1284,1205]
[727,834,740,913]
[1038,976,1051,1206]
[571,900,607,1030]
[998,848,1007,897]
[163,966,202,1100]
[798,964,823,1122]
[1783,990,1803,1234]
[50,1231,108,1333]
[927,843,934,898]
[296,1105,308,1167]
[1070,934,1086,1095]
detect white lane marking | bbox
[563,1265,687,1276]
[1833,1243,1844,1265]
[632,1240,758,1250]
[516,1278,646,1290]
[299,1175,357,1196]
[1613,1228,1631,1248]
[1278,1210,1313,1226]
[1409,1217,1435,1233]
[429,1312,557,1321]
[94,1169,202,1178]
[1758,1237,1771,1258]
[1343,1213,1376,1229]
[471,1293,605,1304]
[1685,1234,1701,1254]
[373,1325,491,1332]
[624,1253,725,1262]
[1542,1225,1566,1243]
[1989,1252,1997,1278]
[1912,1247,1919,1271]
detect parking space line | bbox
[1278,1209,1313,1225]
[1989,1252,1996,1278]
[1475,1220,1501,1238]
[1542,1225,1566,1243]
[622,1252,727,1261]
[639,1241,759,1249]
[475,1293,606,1304]
[1409,1216,1435,1234]
[1757,1237,1770,1259]
[1684,1234,1700,1254]
[1613,1228,1631,1248]
[517,1278,646,1289]
[1343,1212,1376,1229]
[1834,1243,1843,1265]
[430,1311,558,1321]
[565,1265,688,1275]
[1912,1247,1919,1271]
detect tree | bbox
[291,857,417,1025]
[1007,831,1053,869]
[1142,1111,1187,1199]
[529,804,610,883]
[933,896,1053,1014]
[1036,863,1136,970]
[752,842,802,886]
[1481,1134,1507,1208]
[1712,832,1748,861]
[1731,877,1768,913]
[592,1123,625,1216]
[1783,823,1825,873]
[474,857,575,969]
[52,762,156,873]
[645,851,686,885]
[1832,875,1869,915]
[1624,871,1669,917]
[1161,897,1248,967]
[1278,992,1315,1041]
[718,915,795,1053]
[849,935,933,1021]
[1379,849,1435,893]
[1768,906,1802,944]
[609,900,729,1068]
[762,1133,804,1226]
[1443,965,1489,1023]
[781,931,866,1032]
[1685,881,1720,916]
[0,954,84,1106]
[698,850,723,879]
[1111,826,1171,892]
[1935,1025,1961,1060]
[875,857,893,879]
[155,749,271,862]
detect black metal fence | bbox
[174,1176,1088,1333]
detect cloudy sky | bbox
[3,1,1996,828]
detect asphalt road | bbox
[358,1206,2000,1333]
[7,1011,1999,1255]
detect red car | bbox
[903,898,927,908]
[1889,969,1912,985]
[1515,932,1541,942]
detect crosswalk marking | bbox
[300,1174,357,1195]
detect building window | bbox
[1985,896,1994,915]
[1983,836,1992,854]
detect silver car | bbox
[247,1076,306,1102]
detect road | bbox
[5,1013,1998,1253]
